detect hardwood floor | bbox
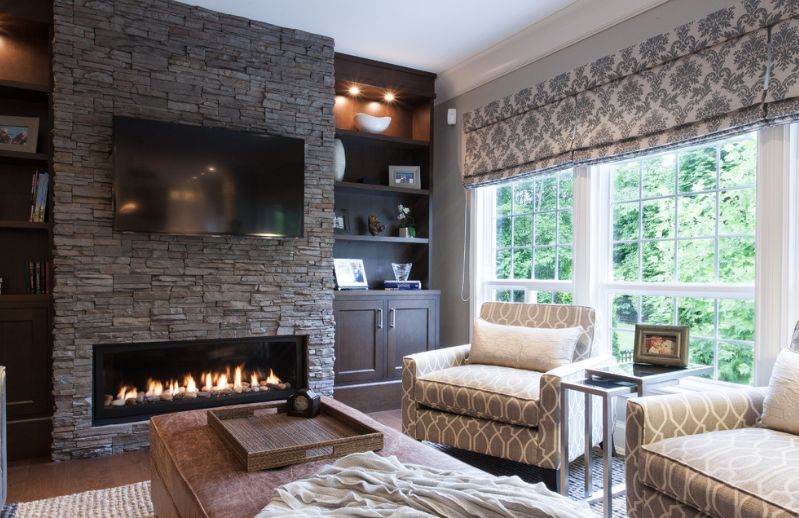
[7,408,402,504]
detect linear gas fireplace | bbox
[93,336,305,425]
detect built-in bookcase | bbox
[0,0,53,459]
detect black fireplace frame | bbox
[92,335,306,426]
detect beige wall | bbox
[432,0,734,346]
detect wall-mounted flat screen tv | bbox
[113,116,305,237]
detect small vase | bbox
[334,139,346,182]
[399,227,416,238]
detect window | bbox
[604,133,757,383]
[480,169,574,305]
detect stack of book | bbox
[27,260,51,294]
[29,170,49,223]
[384,280,421,291]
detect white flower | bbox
[398,204,404,211]
[403,207,410,214]
[398,213,405,220]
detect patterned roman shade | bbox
[462,0,799,188]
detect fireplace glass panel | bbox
[93,336,304,425]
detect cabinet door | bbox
[334,299,386,383]
[0,308,49,420]
[386,297,438,379]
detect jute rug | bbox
[0,481,153,518]
[0,450,626,517]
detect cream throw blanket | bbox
[256,452,590,518]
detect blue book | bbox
[384,280,421,290]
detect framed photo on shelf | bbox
[633,324,689,367]
[388,165,421,190]
[0,115,39,154]
[333,258,368,290]
[333,209,349,234]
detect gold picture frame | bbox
[633,324,689,367]
[0,115,39,154]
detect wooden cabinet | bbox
[333,291,439,412]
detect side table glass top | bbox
[586,363,713,386]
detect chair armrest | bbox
[536,355,615,469]
[625,386,766,512]
[626,387,766,450]
[401,345,470,438]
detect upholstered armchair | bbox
[402,302,612,488]
[626,322,799,518]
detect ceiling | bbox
[176,0,575,73]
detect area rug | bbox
[0,451,625,517]
[0,481,153,518]
[429,443,627,518]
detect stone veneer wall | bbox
[51,0,336,459]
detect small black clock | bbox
[287,388,321,417]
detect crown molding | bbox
[435,0,669,104]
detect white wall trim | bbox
[435,0,668,104]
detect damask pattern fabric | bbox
[469,318,581,372]
[641,428,799,518]
[790,320,799,352]
[415,364,542,427]
[625,388,767,518]
[761,348,799,434]
[463,0,799,187]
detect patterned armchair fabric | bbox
[625,388,772,518]
[402,303,610,472]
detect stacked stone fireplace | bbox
[51,0,336,459]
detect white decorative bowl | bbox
[354,113,391,134]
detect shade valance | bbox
[462,0,799,188]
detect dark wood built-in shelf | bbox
[0,150,49,162]
[0,221,49,230]
[335,129,429,148]
[0,79,49,94]
[0,294,51,305]
[335,234,429,244]
[334,182,429,197]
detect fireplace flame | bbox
[266,369,281,384]
[234,366,243,391]
[185,374,197,394]
[108,364,291,408]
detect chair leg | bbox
[540,467,560,492]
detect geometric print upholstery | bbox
[416,364,542,427]
[642,428,799,518]
[626,388,769,518]
[479,302,596,361]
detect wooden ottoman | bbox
[150,397,485,518]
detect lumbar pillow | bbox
[762,348,799,434]
[469,318,582,372]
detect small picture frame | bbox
[0,115,39,154]
[388,166,421,190]
[333,209,349,234]
[333,258,368,290]
[633,324,689,367]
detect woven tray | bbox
[207,400,384,471]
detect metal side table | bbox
[559,363,713,517]
[559,377,636,518]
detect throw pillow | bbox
[762,348,799,434]
[469,318,581,372]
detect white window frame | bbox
[471,124,799,384]
[473,170,576,320]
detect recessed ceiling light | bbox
[384,92,395,102]
[348,85,360,96]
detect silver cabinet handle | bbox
[389,307,396,328]
[377,308,383,329]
